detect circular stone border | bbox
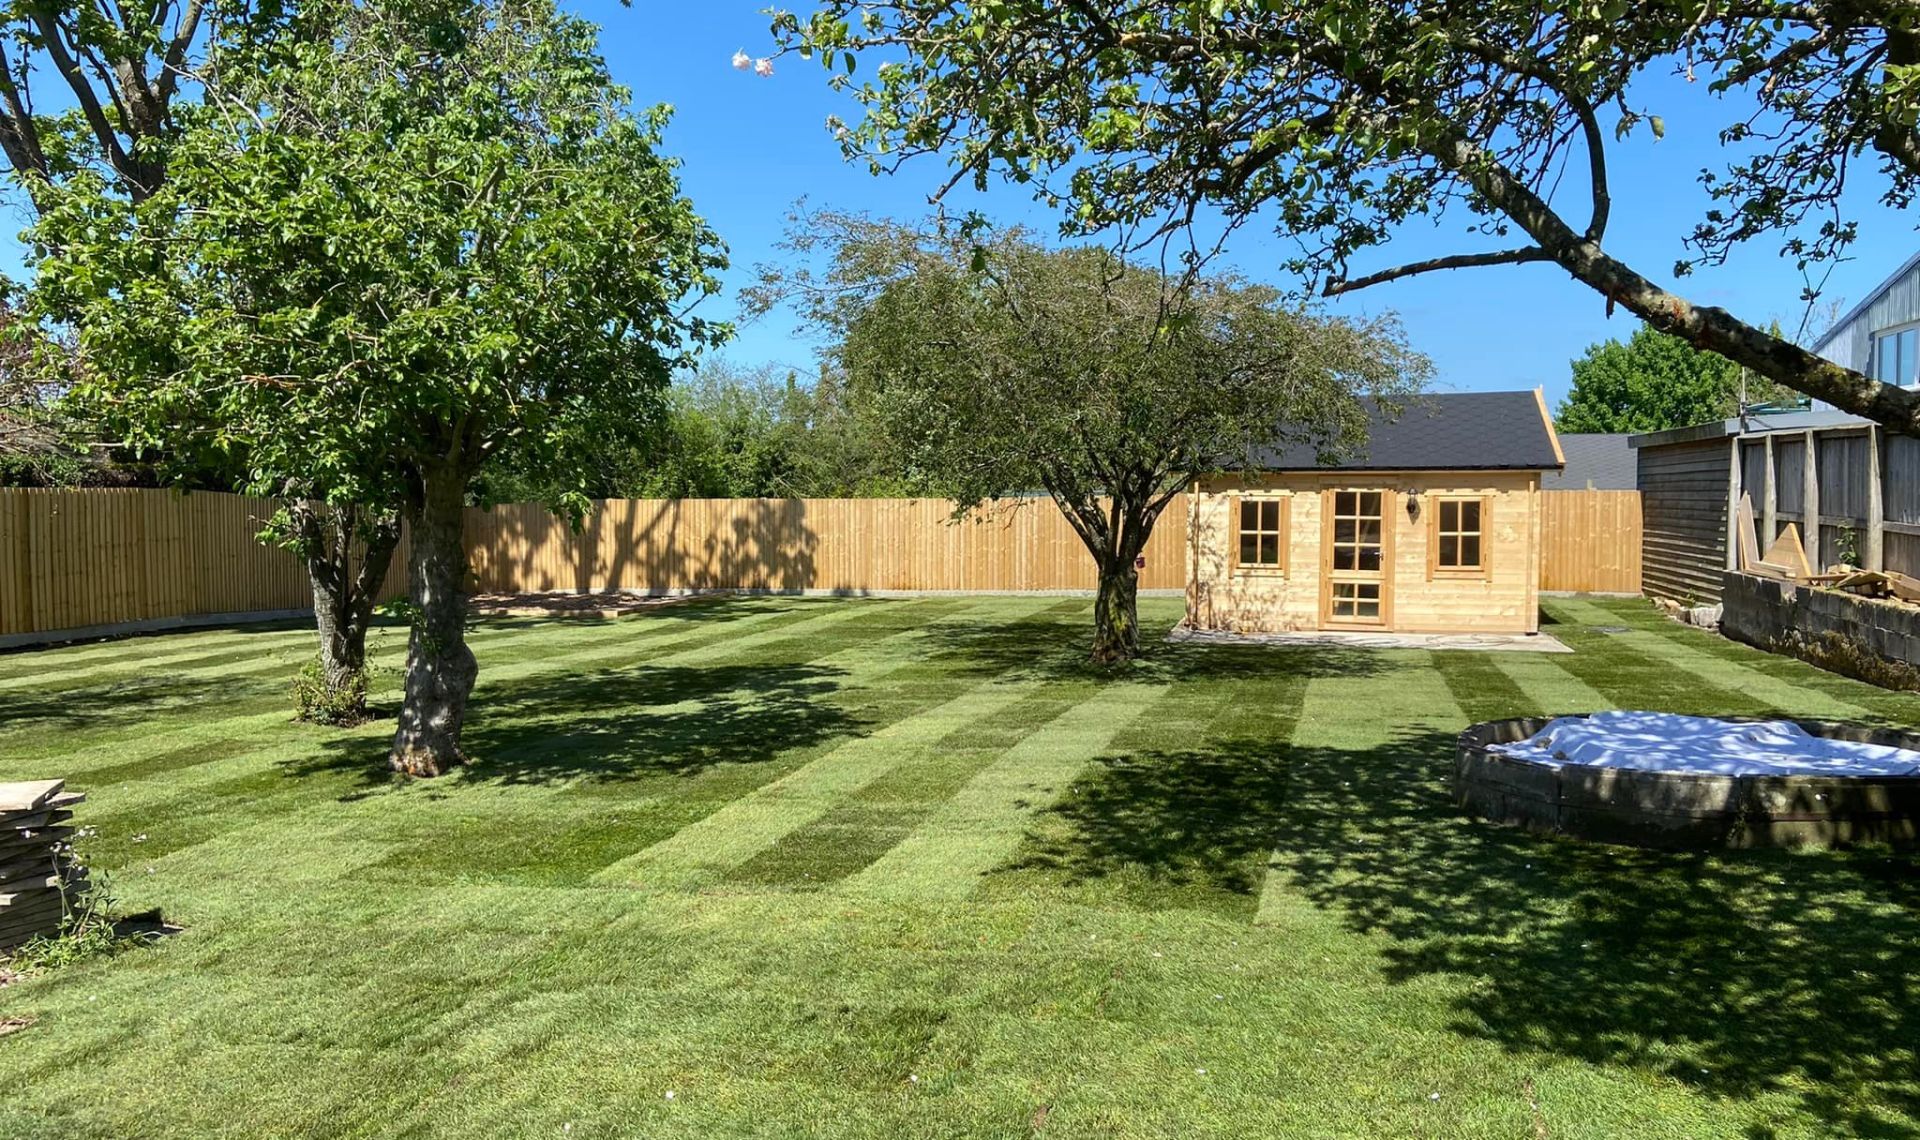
[1455,715,1920,850]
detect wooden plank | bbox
[1736,494,1761,571]
[0,781,63,813]
[1761,523,1813,580]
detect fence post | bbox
[1868,426,1886,572]
[1804,428,1821,570]
[1762,434,1777,545]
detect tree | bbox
[32,0,726,772]
[0,0,242,208]
[775,2,1920,434]
[1557,323,1791,434]
[754,213,1428,662]
[0,296,82,484]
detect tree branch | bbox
[1325,246,1552,295]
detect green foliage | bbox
[7,855,126,974]
[291,656,374,726]
[0,297,86,487]
[1556,324,1790,434]
[478,359,904,502]
[28,0,728,529]
[773,2,1920,426]
[758,212,1428,514]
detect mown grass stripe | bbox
[0,599,853,769]
[974,657,1314,919]
[1429,652,1537,725]
[1255,651,1464,927]
[1582,594,1920,724]
[74,600,979,818]
[77,600,1002,871]
[1488,652,1615,718]
[1552,595,1872,721]
[597,678,1042,889]
[0,620,316,677]
[837,679,1170,903]
[725,682,1092,890]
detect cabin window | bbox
[1874,325,1919,386]
[1431,496,1487,577]
[1233,495,1288,572]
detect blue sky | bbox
[8,1,1915,409]
[578,3,1914,409]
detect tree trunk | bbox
[389,464,476,776]
[291,501,401,722]
[1091,557,1141,664]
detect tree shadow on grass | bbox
[918,606,1392,685]
[1004,725,1920,1135]
[0,673,243,734]
[995,740,1292,906]
[285,661,861,793]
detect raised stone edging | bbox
[1456,715,1920,850]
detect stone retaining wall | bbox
[1721,571,1920,685]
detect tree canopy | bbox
[31,0,727,771]
[755,212,1428,660]
[1556,323,1790,434]
[775,1,1920,433]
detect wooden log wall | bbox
[1,488,1642,641]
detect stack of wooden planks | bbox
[0,780,84,952]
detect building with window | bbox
[1184,390,1565,634]
[1810,251,1920,388]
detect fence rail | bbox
[1,486,1640,641]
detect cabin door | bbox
[1321,489,1393,628]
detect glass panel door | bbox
[1324,490,1389,626]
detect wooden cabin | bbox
[1184,390,1565,635]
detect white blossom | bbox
[754,58,775,78]
[731,49,752,71]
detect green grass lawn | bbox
[2,594,1918,1138]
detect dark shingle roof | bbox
[1543,433,1637,490]
[1247,391,1564,472]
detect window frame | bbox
[1229,492,1290,576]
[1872,321,1920,387]
[1428,494,1490,580]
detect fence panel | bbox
[6,488,1628,639]
[1540,489,1643,594]
[459,497,1188,597]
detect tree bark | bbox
[290,501,401,721]
[389,463,477,776]
[1091,556,1141,664]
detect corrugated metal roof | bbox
[1543,434,1637,489]
[1248,391,1563,472]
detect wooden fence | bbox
[1539,489,1643,594]
[1,486,1640,640]
[465,497,1187,596]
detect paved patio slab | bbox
[1168,626,1572,653]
